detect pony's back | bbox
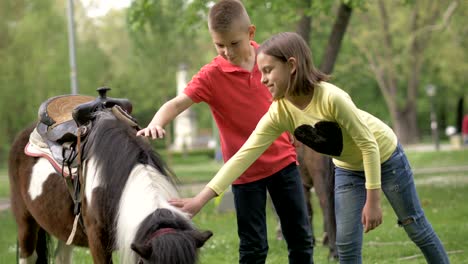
[8,124,35,185]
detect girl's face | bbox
[257,52,295,99]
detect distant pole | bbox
[67,0,78,94]
[212,119,222,162]
[426,84,439,151]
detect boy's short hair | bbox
[208,0,251,32]
[259,32,329,98]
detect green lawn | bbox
[0,168,8,198]
[1,182,467,263]
[169,147,468,184]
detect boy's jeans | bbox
[232,163,314,264]
[334,143,450,264]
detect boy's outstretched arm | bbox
[136,93,194,139]
[169,187,217,218]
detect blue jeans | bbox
[334,143,449,264]
[232,163,314,264]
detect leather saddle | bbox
[33,87,137,173]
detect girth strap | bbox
[65,126,87,244]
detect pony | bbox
[296,144,337,260]
[274,143,337,260]
[8,107,212,263]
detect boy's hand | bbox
[136,124,166,139]
[362,188,382,233]
[169,197,203,218]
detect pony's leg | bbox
[84,219,112,264]
[298,155,315,244]
[85,223,113,263]
[275,144,315,242]
[302,147,338,259]
[14,213,52,264]
[11,195,40,263]
[18,252,37,264]
[54,240,74,264]
[84,203,113,264]
[16,217,39,264]
[296,144,315,243]
[303,148,327,241]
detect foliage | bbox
[0,0,466,163]
[0,0,111,162]
[347,0,466,142]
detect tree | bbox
[0,0,112,163]
[291,1,355,259]
[350,0,460,143]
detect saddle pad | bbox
[25,130,77,177]
[40,95,95,127]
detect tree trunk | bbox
[320,3,352,74]
[294,1,353,259]
[394,108,419,144]
[295,7,311,43]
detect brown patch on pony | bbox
[9,124,88,261]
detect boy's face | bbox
[257,52,294,99]
[210,24,255,66]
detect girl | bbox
[170,32,449,263]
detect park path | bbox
[0,198,10,212]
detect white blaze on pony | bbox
[84,156,101,205]
[26,159,75,264]
[28,158,56,200]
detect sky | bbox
[80,0,132,17]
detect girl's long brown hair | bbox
[258,32,329,98]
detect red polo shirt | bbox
[463,115,468,135]
[184,41,297,185]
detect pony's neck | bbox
[114,164,184,263]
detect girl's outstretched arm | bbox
[169,187,217,218]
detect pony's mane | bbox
[82,110,177,225]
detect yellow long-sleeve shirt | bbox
[208,82,397,195]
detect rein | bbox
[145,228,177,245]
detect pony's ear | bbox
[190,230,213,248]
[131,242,152,259]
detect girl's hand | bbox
[169,197,203,218]
[136,124,166,139]
[362,189,383,233]
[169,187,217,218]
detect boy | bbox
[137,1,313,263]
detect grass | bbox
[193,184,468,263]
[1,147,467,263]
[168,154,222,184]
[168,147,468,184]
[0,168,8,198]
[405,147,468,168]
[1,183,467,263]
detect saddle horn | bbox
[72,87,133,126]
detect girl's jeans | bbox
[334,143,450,264]
[232,163,314,264]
